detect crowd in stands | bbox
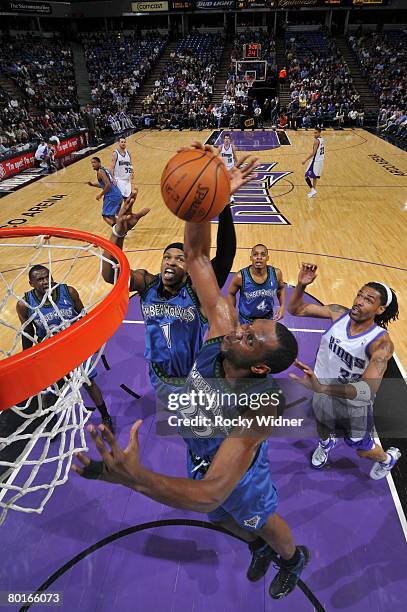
[284,30,363,129]
[140,33,224,129]
[348,30,406,142]
[1,37,77,110]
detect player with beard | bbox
[228,244,285,323]
[74,212,310,601]
[288,263,400,479]
[102,149,254,398]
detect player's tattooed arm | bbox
[227,271,242,308]
[288,263,347,321]
[291,334,393,400]
[102,196,151,289]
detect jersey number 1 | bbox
[160,323,171,348]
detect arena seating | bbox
[348,30,406,144]
[140,33,224,129]
[285,30,362,129]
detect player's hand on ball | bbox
[289,360,323,393]
[116,192,150,235]
[229,155,259,193]
[72,420,144,488]
[298,263,317,286]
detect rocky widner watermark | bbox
[154,377,407,440]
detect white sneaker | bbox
[307,189,317,198]
[370,447,401,480]
[311,436,336,468]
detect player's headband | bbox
[377,283,393,307]
[163,242,184,254]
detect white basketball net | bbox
[0,233,120,525]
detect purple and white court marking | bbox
[1,284,406,612]
[215,130,281,151]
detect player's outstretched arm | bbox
[210,203,236,288]
[16,301,35,350]
[184,220,236,338]
[227,271,242,308]
[288,263,347,321]
[102,195,153,292]
[274,268,286,321]
[72,421,262,513]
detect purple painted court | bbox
[1,283,406,611]
[215,130,283,150]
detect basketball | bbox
[160,149,231,222]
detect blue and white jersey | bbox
[98,167,122,196]
[238,265,278,323]
[141,275,207,383]
[314,311,387,406]
[24,284,77,341]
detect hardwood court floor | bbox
[0,128,406,367]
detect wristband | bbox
[350,381,371,403]
[112,224,127,238]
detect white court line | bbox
[122,321,326,333]
[120,319,407,539]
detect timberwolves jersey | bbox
[98,167,121,193]
[113,149,132,181]
[98,166,123,216]
[314,312,386,406]
[239,266,278,323]
[220,143,234,170]
[177,336,278,459]
[24,284,77,341]
[141,275,207,385]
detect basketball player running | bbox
[102,148,253,399]
[288,263,400,479]
[302,127,324,199]
[87,157,123,226]
[16,265,114,432]
[218,134,239,202]
[228,244,286,323]
[74,216,310,601]
[110,137,135,199]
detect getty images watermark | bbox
[158,387,305,436]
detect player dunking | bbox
[302,127,324,199]
[288,263,400,479]
[74,214,310,601]
[110,137,135,199]
[87,157,123,226]
[16,265,114,432]
[218,133,239,202]
[101,148,250,399]
[228,244,286,323]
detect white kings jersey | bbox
[220,143,235,170]
[113,148,132,181]
[314,312,386,406]
[314,137,325,162]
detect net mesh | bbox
[0,232,120,525]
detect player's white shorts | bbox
[305,159,324,179]
[115,178,132,198]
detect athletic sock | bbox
[249,537,269,554]
[280,547,302,569]
[381,452,392,465]
[96,402,109,419]
[305,177,312,188]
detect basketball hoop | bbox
[245,76,255,88]
[0,227,130,524]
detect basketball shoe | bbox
[370,447,401,480]
[269,545,310,599]
[247,539,276,582]
[311,436,336,468]
[307,189,317,198]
